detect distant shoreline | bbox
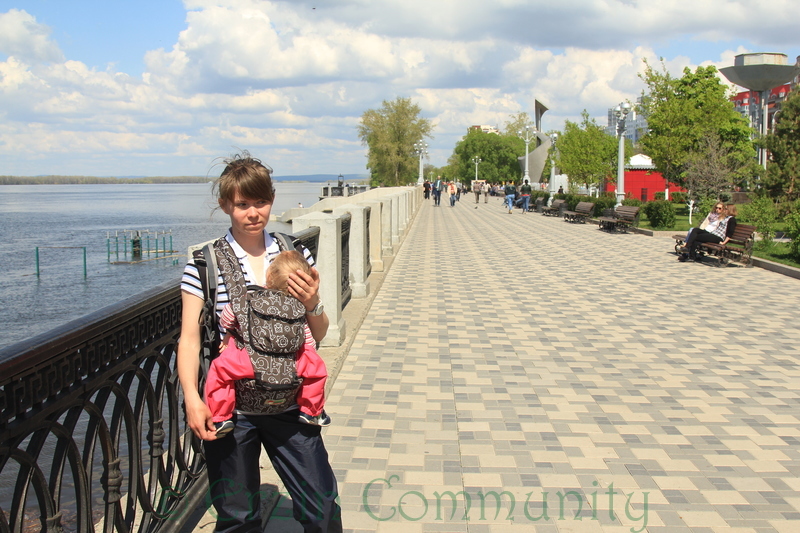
[0,175,367,185]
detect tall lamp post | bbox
[614,102,631,207]
[548,132,558,206]
[414,141,427,185]
[472,156,482,184]
[518,126,535,183]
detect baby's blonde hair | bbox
[266,250,310,293]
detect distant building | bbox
[731,83,793,133]
[468,125,500,134]
[605,97,648,143]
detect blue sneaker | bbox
[299,410,331,427]
[214,419,235,437]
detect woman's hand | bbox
[185,395,218,441]
[288,266,329,342]
[288,266,321,311]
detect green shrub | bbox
[622,198,643,207]
[670,191,687,204]
[783,200,800,259]
[654,191,665,201]
[591,195,617,216]
[739,196,778,247]
[642,200,676,229]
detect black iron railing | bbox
[0,227,325,533]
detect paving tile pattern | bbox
[320,198,800,532]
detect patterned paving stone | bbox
[318,198,800,532]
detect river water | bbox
[0,182,323,351]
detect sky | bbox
[1,0,798,178]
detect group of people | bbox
[178,152,342,532]
[678,201,738,262]
[424,178,463,207]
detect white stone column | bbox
[333,204,370,299]
[389,194,401,247]
[291,212,346,347]
[380,197,394,257]
[361,200,384,271]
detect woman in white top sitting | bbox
[679,203,737,262]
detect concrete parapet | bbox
[333,204,371,299]
[360,200,384,272]
[291,212,346,347]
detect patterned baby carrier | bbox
[196,233,307,414]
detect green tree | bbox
[357,97,433,186]
[763,87,800,200]
[556,110,624,191]
[638,61,757,195]
[683,132,750,200]
[502,112,533,136]
[451,129,524,184]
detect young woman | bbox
[679,203,736,262]
[177,152,342,532]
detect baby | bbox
[204,250,330,437]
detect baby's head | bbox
[266,250,311,293]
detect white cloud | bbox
[0,9,64,63]
[0,1,798,176]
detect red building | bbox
[604,154,685,201]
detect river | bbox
[0,182,323,351]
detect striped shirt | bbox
[181,230,315,331]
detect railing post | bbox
[361,200,384,272]
[292,212,346,347]
[380,196,395,256]
[333,204,370,299]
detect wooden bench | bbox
[672,224,757,267]
[563,201,594,223]
[598,205,640,232]
[542,199,567,217]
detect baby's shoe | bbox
[214,419,235,437]
[299,410,332,427]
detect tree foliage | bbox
[638,61,757,193]
[357,97,433,186]
[683,132,747,200]
[502,112,533,136]
[451,130,525,184]
[763,87,800,200]
[555,110,626,189]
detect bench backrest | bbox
[728,223,756,246]
[575,201,594,214]
[615,205,640,221]
[551,199,566,208]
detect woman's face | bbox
[220,191,273,239]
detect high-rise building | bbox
[605,97,647,143]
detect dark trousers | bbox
[685,228,722,258]
[204,411,342,533]
[433,190,441,206]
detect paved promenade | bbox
[272,196,800,532]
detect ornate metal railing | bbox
[0,227,329,533]
[0,281,206,533]
[340,214,352,310]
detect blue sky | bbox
[1,0,798,177]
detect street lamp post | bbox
[548,133,558,206]
[471,156,482,184]
[518,126,535,183]
[614,102,631,207]
[414,141,428,185]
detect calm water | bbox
[0,182,323,350]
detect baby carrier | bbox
[194,233,306,414]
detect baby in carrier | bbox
[204,250,330,437]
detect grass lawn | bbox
[751,242,800,269]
